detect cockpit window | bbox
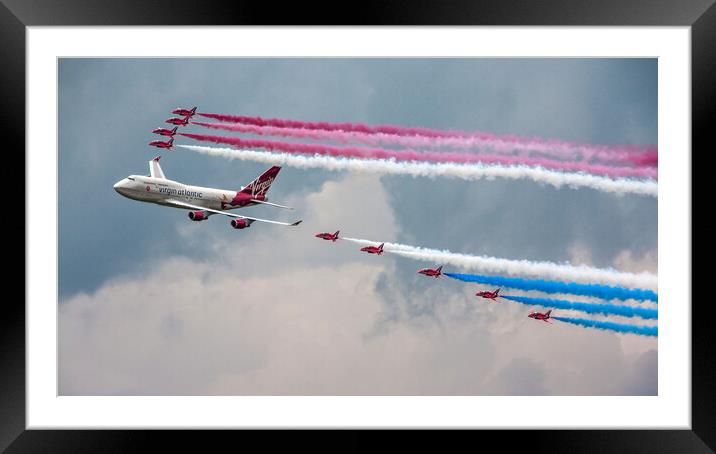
[128,177,135,181]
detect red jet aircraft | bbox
[165,115,191,126]
[360,243,384,255]
[418,265,443,278]
[152,126,178,137]
[148,137,174,150]
[172,106,197,117]
[315,230,340,242]
[528,310,553,323]
[475,288,501,300]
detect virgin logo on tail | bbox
[239,166,281,197]
[249,176,275,196]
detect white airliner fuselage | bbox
[113,157,301,228]
[114,175,237,211]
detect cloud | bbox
[613,249,658,274]
[60,172,656,396]
[59,172,399,395]
[621,349,658,395]
[60,258,389,395]
[486,358,549,395]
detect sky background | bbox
[58,58,657,395]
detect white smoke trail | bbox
[177,144,658,197]
[341,237,657,290]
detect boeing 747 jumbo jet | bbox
[114,157,302,230]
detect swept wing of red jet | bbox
[152,126,178,137]
[315,230,340,242]
[172,106,197,117]
[476,288,501,300]
[360,243,384,255]
[418,265,443,278]
[528,310,553,323]
[165,115,191,126]
[148,137,174,150]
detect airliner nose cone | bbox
[113,180,126,194]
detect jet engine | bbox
[231,219,250,229]
[188,211,208,221]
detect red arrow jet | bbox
[172,106,197,117]
[418,265,443,278]
[152,126,178,137]
[475,288,501,300]
[360,243,384,255]
[316,230,340,242]
[528,310,553,323]
[148,137,174,150]
[165,115,191,126]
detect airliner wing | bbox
[249,199,294,210]
[165,199,302,226]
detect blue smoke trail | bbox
[553,316,657,337]
[502,295,658,320]
[445,272,657,302]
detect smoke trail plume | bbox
[191,120,657,168]
[445,273,657,302]
[176,144,657,288]
[176,145,658,197]
[502,295,657,320]
[180,132,658,180]
[196,113,657,166]
[197,112,503,138]
[330,236,657,290]
[553,316,657,337]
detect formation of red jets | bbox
[146,105,555,325]
[315,230,553,323]
[149,106,197,150]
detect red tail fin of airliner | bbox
[240,166,281,196]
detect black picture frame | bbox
[6,0,710,451]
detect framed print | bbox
[7,0,712,451]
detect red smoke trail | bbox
[179,132,658,180]
[192,121,655,167]
[196,113,658,167]
[198,112,481,138]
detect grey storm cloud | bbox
[59,58,657,395]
